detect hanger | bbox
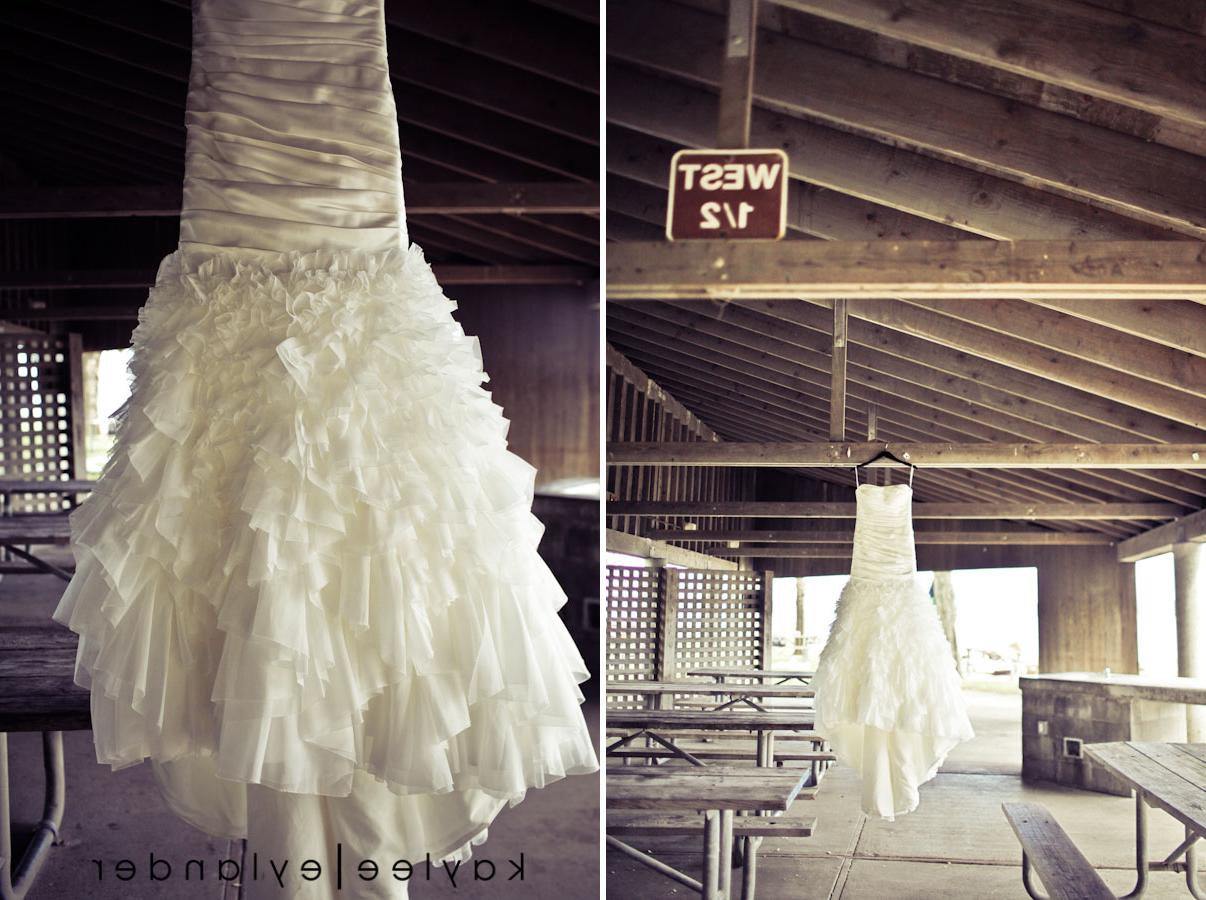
[854,447,916,487]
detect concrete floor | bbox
[606,689,1205,899]
[2,569,601,900]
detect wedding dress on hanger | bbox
[52,0,598,895]
[812,472,974,819]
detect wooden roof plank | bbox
[770,0,1206,126]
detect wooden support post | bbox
[659,568,681,702]
[829,299,847,441]
[1174,543,1206,740]
[717,0,757,149]
[67,334,85,482]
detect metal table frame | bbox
[0,732,65,900]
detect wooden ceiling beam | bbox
[649,528,1117,546]
[384,0,598,92]
[607,240,1206,301]
[607,63,1168,241]
[388,32,596,143]
[904,299,1206,399]
[768,0,1206,127]
[609,1,1206,236]
[610,500,1183,520]
[611,343,1157,525]
[731,297,1205,445]
[835,298,1204,428]
[1117,508,1206,561]
[607,441,1206,468]
[609,322,1193,513]
[1080,0,1206,35]
[393,83,595,182]
[747,0,1206,158]
[1024,300,1206,359]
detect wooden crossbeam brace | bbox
[607,441,1206,468]
[607,241,1206,300]
[0,183,599,219]
[648,529,1116,546]
[1117,508,1206,562]
[607,501,1184,520]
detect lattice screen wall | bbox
[0,333,83,512]
[669,570,770,682]
[606,564,771,707]
[605,565,665,709]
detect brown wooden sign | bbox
[666,149,788,241]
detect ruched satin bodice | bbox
[180,0,406,264]
[850,484,917,579]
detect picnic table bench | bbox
[1003,741,1206,900]
[607,709,817,768]
[608,764,815,900]
[0,516,74,581]
[0,625,89,900]
[688,668,814,685]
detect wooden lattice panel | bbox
[0,334,81,512]
[605,565,664,709]
[670,570,769,682]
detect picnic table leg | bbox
[702,809,723,900]
[1181,826,1205,900]
[0,731,66,900]
[1118,789,1150,900]
[719,810,734,900]
[740,836,761,900]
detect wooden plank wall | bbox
[606,348,755,558]
[453,282,599,491]
[1035,546,1139,674]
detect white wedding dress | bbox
[812,483,974,819]
[52,1,598,896]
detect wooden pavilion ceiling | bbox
[0,0,599,348]
[605,0,1206,545]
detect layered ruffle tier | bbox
[813,574,974,819]
[53,245,598,859]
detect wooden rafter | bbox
[608,305,1206,506]
[608,501,1184,520]
[606,64,1169,241]
[769,0,1206,126]
[608,0,1206,236]
[607,441,1206,468]
[606,241,1206,301]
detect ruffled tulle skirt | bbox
[52,244,598,892]
[813,574,973,819]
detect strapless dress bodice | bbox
[850,483,916,579]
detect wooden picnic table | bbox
[689,668,814,685]
[0,514,74,580]
[607,709,817,770]
[0,625,88,900]
[1081,741,1206,899]
[607,680,816,703]
[608,764,812,900]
